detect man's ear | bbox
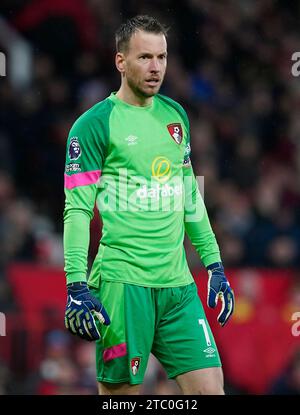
[115,52,126,74]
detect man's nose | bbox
[149,58,160,72]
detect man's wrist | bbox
[206,262,224,271]
[67,281,88,288]
[202,253,222,269]
[66,273,87,285]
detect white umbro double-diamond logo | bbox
[125,135,138,145]
[203,347,216,355]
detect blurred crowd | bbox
[0,0,300,394]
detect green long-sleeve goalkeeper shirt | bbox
[63,93,221,287]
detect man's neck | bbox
[116,84,153,107]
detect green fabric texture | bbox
[63,93,221,286]
[183,167,221,267]
[90,281,221,384]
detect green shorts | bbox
[89,281,221,385]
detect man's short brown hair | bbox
[115,15,168,53]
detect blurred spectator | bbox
[37,329,78,394]
[0,360,11,395]
[269,349,300,395]
[73,342,98,394]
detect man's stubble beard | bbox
[127,74,162,99]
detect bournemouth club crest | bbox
[167,123,183,144]
[131,357,141,376]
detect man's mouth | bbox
[145,78,160,86]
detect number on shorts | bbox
[198,319,211,346]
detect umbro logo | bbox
[125,135,138,145]
[203,347,216,355]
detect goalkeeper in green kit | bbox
[63,15,234,395]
